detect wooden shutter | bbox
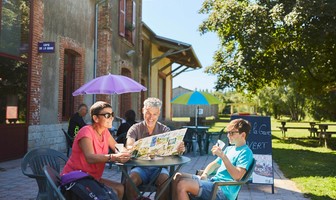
[132,0,136,44]
[119,0,125,36]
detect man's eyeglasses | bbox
[227,131,240,136]
[97,112,114,119]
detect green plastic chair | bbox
[210,158,256,200]
[43,165,66,200]
[62,129,74,157]
[21,148,68,200]
[204,128,226,154]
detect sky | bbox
[142,0,220,92]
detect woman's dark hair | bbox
[77,103,88,111]
[125,109,136,121]
[90,101,112,123]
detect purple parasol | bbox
[72,73,147,96]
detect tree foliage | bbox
[199,0,336,95]
[306,92,336,121]
[0,0,30,57]
[257,84,307,120]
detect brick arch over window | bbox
[58,38,85,122]
[119,68,132,118]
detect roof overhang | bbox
[142,22,202,77]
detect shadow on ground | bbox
[272,134,336,150]
[272,147,336,178]
[272,134,336,200]
[304,193,335,200]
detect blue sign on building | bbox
[38,42,55,53]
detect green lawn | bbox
[271,122,336,200]
[173,116,336,199]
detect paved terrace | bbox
[0,152,309,200]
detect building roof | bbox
[142,22,202,77]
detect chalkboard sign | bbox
[230,115,274,188]
[231,116,272,154]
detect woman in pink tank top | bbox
[62,101,131,200]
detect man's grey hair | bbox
[143,97,162,109]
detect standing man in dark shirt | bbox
[68,104,88,142]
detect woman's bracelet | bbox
[107,154,112,162]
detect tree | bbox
[257,85,287,119]
[199,0,336,95]
[305,92,336,121]
[1,0,30,57]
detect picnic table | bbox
[317,124,336,147]
[277,121,317,138]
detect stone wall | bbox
[28,124,68,153]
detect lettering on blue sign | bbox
[252,122,271,136]
[38,42,55,53]
[247,141,268,150]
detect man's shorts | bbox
[130,167,169,184]
[189,175,227,200]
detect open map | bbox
[132,128,187,158]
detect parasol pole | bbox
[195,105,200,154]
[195,105,199,127]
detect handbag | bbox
[61,170,118,200]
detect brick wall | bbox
[96,3,113,103]
[28,0,86,151]
[29,0,44,125]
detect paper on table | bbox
[216,140,225,150]
[131,128,187,158]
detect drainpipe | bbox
[94,0,106,102]
[147,45,152,97]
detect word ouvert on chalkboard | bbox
[247,141,269,150]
